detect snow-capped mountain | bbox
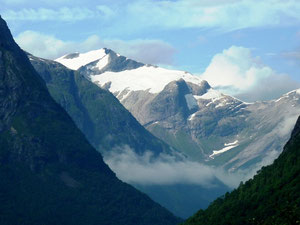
[56,48,143,72]
[55,48,300,174]
[32,52,230,219]
[55,49,108,70]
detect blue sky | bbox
[1,0,300,101]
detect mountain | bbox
[53,48,300,218]
[0,15,181,225]
[29,53,174,156]
[183,115,300,225]
[56,48,143,72]
[56,48,300,175]
[30,52,229,219]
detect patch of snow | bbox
[287,88,300,96]
[206,101,213,107]
[188,112,197,121]
[93,54,110,70]
[215,102,225,108]
[55,49,107,70]
[215,99,233,108]
[275,96,285,103]
[276,88,300,98]
[194,88,223,100]
[275,88,300,103]
[224,140,238,146]
[90,65,204,94]
[243,101,255,105]
[209,140,239,159]
[185,94,198,110]
[116,88,132,102]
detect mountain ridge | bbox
[29,52,175,156]
[55,48,300,175]
[29,52,233,218]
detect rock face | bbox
[56,48,300,174]
[0,16,181,225]
[53,47,300,218]
[30,53,230,219]
[183,115,300,225]
[29,53,174,156]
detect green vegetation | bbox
[183,116,300,225]
[148,124,204,160]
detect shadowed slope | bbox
[0,15,181,225]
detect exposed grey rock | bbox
[63,52,80,59]
[76,50,300,173]
[79,48,144,76]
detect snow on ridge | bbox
[275,96,285,103]
[55,49,107,70]
[286,88,300,96]
[194,88,223,100]
[275,88,300,102]
[90,65,204,94]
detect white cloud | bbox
[276,114,300,138]
[201,46,273,94]
[3,0,300,31]
[103,39,176,65]
[15,30,176,65]
[126,0,300,31]
[15,31,71,59]
[103,146,243,188]
[2,0,74,5]
[2,7,107,22]
[200,46,300,101]
[235,73,300,102]
[2,0,27,4]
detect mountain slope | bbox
[29,53,174,156]
[29,53,232,218]
[0,15,180,225]
[53,48,300,218]
[55,48,300,175]
[183,116,300,225]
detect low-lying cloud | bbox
[15,31,175,65]
[103,146,244,188]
